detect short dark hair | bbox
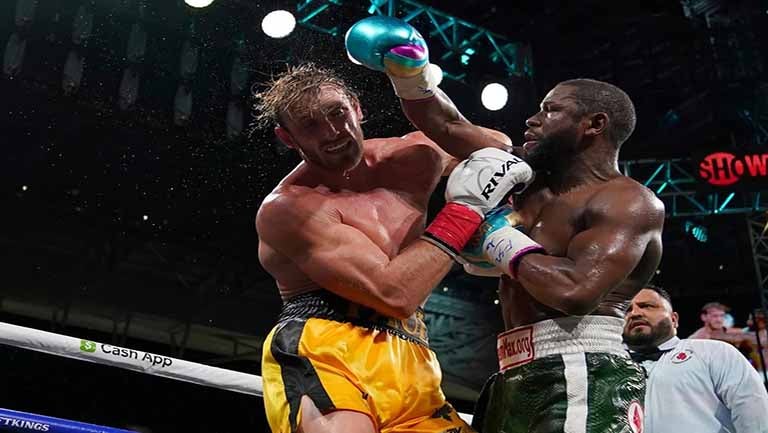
[557,78,637,148]
[644,284,673,309]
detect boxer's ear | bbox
[584,112,608,138]
[672,311,679,330]
[350,95,363,122]
[275,126,296,149]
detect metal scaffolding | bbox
[621,158,768,217]
[295,0,533,81]
[625,157,768,314]
[746,212,768,315]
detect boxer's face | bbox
[701,307,726,330]
[523,85,584,170]
[623,289,678,348]
[277,85,365,172]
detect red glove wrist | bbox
[422,202,482,258]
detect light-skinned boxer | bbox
[254,60,531,433]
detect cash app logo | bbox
[80,340,97,353]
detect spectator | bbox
[689,301,746,346]
[623,286,768,433]
[744,310,768,379]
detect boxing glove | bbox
[461,205,521,269]
[345,16,438,100]
[422,148,534,259]
[460,205,544,278]
[445,148,533,216]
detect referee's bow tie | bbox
[630,348,671,362]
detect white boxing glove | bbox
[422,147,534,260]
[445,148,534,216]
[481,225,544,278]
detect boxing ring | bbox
[0,321,473,431]
[0,408,138,433]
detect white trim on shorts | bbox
[496,315,628,371]
[563,352,588,433]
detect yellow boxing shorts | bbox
[262,290,472,433]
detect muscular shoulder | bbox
[256,186,335,240]
[367,132,449,173]
[367,132,441,159]
[588,176,665,229]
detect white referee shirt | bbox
[636,336,768,433]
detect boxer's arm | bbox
[401,87,512,159]
[344,17,511,159]
[399,131,458,176]
[401,128,512,176]
[257,193,453,319]
[515,183,665,315]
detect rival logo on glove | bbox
[481,158,526,200]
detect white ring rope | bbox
[0,321,474,425]
[0,321,263,396]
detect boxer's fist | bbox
[446,148,533,217]
[345,16,437,100]
[461,205,522,271]
[423,150,531,260]
[345,16,428,78]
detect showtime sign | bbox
[697,151,768,189]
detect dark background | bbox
[1,0,767,431]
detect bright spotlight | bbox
[428,63,443,86]
[185,0,215,8]
[481,82,508,111]
[262,10,296,39]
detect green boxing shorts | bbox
[472,316,645,433]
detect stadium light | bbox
[184,0,215,8]
[262,10,296,39]
[481,82,508,111]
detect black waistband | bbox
[278,291,429,347]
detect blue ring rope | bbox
[0,408,137,433]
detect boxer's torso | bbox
[500,176,662,329]
[259,136,446,300]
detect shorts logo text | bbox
[627,401,644,433]
[497,326,534,371]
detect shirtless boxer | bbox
[346,16,665,433]
[253,61,531,433]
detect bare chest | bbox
[330,188,426,257]
[523,192,592,256]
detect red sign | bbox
[697,151,768,189]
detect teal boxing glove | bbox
[345,16,438,100]
[461,205,523,270]
[461,205,544,278]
